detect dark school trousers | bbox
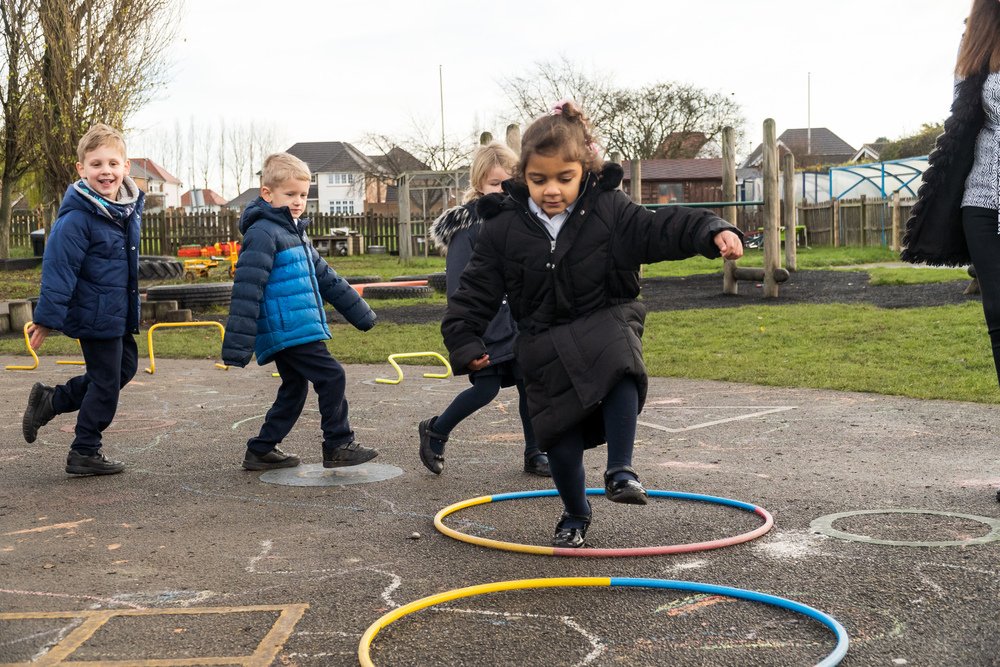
[247,341,354,454]
[963,206,1000,386]
[51,334,138,454]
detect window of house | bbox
[328,173,354,185]
[329,200,355,214]
[657,183,685,204]
[310,173,317,184]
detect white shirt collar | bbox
[528,198,577,238]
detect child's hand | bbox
[714,230,744,260]
[468,354,490,371]
[27,323,50,351]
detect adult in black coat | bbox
[901,1,1000,502]
[441,100,743,547]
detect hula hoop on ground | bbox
[434,488,773,557]
[358,576,848,667]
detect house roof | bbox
[285,141,377,174]
[368,146,430,174]
[181,189,227,207]
[851,142,888,163]
[742,128,856,168]
[620,159,723,181]
[130,157,182,185]
[226,187,260,209]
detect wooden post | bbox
[832,198,840,247]
[629,158,642,204]
[505,124,521,156]
[890,191,901,251]
[8,300,32,332]
[859,194,867,247]
[479,131,493,145]
[762,119,781,298]
[398,174,412,263]
[782,152,797,271]
[721,127,738,295]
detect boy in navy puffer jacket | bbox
[21,124,144,476]
[222,153,378,471]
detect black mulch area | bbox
[359,270,982,326]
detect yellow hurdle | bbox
[4,321,83,370]
[375,351,452,385]
[145,321,229,375]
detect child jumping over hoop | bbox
[441,100,743,547]
[419,142,550,478]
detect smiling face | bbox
[478,164,510,196]
[76,143,130,201]
[524,152,584,217]
[261,178,310,219]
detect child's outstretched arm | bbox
[441,229,506,371]
[221,231,273,367]
[311,247,376,331]
[611,190,743,265]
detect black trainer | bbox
[323,441,377,468]
[23,382,56,444]
[417,418,446,474]
[604,465,648,505]
[552,511,591,548]
[66,449,125,476]
[242,447,301,471]
[523,453,551,477]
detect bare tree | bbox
[195,119,213,190]
[227,122,250,195]
[33,0,178,214]
[499,55,612,125]
[0,0,42,258]
[216,116,225,198]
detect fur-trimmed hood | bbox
[429,202,477,251]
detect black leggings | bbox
[434,375,540,458]
[963,206,1000,386]
[547,376,640,517]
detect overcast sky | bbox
[129,0,972,191]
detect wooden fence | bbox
[8,209,410,256]
[798,195,915,248]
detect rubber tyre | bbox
[390,274,430,282]
[138,255,184,281]
[362,285,434,299]
[427,272,448,293]
[343,275,382,284]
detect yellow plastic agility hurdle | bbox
[375,351,452,385]
[145,321,229,375]
[5,321,84,371]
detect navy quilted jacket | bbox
[221,197,376,366]
[32,179,143,339]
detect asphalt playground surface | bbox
[2,355,1000,666]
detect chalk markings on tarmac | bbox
[0,604,308,667]
[638,405,796,433]
[4,519,93,536]
[914,561,999,599]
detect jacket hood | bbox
[428,202,477,250]
[478,161,624,220]
[240,196,305,235]
[60,176,142,223]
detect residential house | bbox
[130,158,182,210]
[620,158,723,204]
[181,188,228,214]
[226,187,260,211]
[742,128,856,170]
[850,141,889,163]
[284,142,379,215]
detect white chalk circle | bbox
[810,509,1000,547]
[260,462,404,487]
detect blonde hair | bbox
[76,123,127,163]
[518,100,602,181]
[261,152,311,189]
[957,0,1000,77]
[463,142,518,203]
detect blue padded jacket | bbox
[221,197,376,366]
[32,179,143,339]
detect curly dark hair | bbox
[517,100,603,181]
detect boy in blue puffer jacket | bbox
[21,124,143,476]
[222,152,378,471]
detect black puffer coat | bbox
[441,163,738,449]
[901,69,989,266]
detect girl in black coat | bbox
[419,143,551,478]
[442,101,743,547]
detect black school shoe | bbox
[323,441,377,468]
[604,465,648,505]
[23,382,56,444]
[242,447,301,471]
[66,449,125,476]
[523,453,551,477]
[417,418,446,474]
[552,511,592,548]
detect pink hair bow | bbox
[551,98,571,115]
